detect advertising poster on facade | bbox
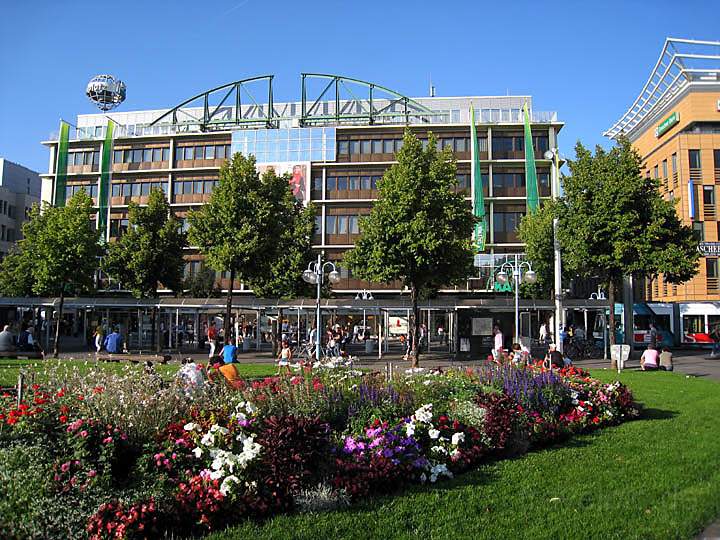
[256,161,310,203]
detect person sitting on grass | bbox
[222,337,238,365]
[640,344,659,371]
[659,347,673,372]
[277,339,292,375]
[544,343,564,369]
[103,327,124,354]
[0,324,15,353]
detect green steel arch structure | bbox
[148,74,441,132]
[300,73,437,126]
[149,75,276,131]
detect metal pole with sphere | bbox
[495,257,537,345]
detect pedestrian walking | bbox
[94,325,104,353]
[207,321,218,359]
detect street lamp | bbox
[302,254,341,361]
[495,255,537,345]
[544,147,564,352]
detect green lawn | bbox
[210,370,720,540]
[0,358,280,387]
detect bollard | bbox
[16,372,24,408]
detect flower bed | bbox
[0,362,639,539]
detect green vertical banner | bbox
[98,120,114,238]
[523,102,540,213]
[470,106,486,251]
[54,121,70,206]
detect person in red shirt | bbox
[207,321,218,359]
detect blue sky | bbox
[0,0,716,173]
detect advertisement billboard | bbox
[255,161,310,204]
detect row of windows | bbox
[68,150,100,167]
[491,135,549,154]
[113,148,170,164]
[66,184,98,200]
[0,225,15,242]
[175,180,218,195]
[337,137,483,156]
[109,218,129,238]
[321,175,383,192]
[493,212,525,233]
[111,182,167,198]
[175,144,231,161]
[0,200,16,219]
[324,215,361,235]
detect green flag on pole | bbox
[523,102,540,213]
[470,106,486,251]
[54,121,70,207]
[98,120,115,239]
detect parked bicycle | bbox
[564,337,604,360]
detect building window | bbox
[653,165,659,179]
[314,215,322,235]
[671,153,677,174]
[382,139,394,153]
[662,160,668,178]
[338,141,349,155]
[693,222,704,241]
[325,215,336,234]
[689,149,701,169]
[349,141,360,155]
[708,258,718,279]
[714,149,720,169]
[349,215,359,234]
[704,185,715,205]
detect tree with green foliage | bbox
[188,153,309,341]
[183,266,220,298]
[344,129,476,367]
[103,188,187,350]
[518,198,559,298]
[524,138,698,364]
[0,192,102,357]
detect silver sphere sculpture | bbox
[86,74,126,111]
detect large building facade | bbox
[41,75,562,300]
[606,38,720,342]
[0,158,41,257]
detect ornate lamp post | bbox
[495,255,537,345]
[545,147,564,351]
[302,254,341,361]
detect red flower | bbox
[59,415,68,423]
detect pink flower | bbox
[87,469,97,478]
[80,430,88,438]
[60,462,70,472]
[102,436,112,444]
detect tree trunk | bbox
[224,268,235,345]
[608,280,616,369]
[52,291,64,358]
[409,285,421,368]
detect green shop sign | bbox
[655,112,679,138]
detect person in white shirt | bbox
[493,325,504,354]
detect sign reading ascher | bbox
[698,242,720,256]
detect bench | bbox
[97,354,171,365]
[1,351,45,360]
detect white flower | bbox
[405,421,416,437]
[184,422,199,431]
[209,469,223,480]
[234,412,247,423]
[414,404,433,424]
[428,429,440,440]
[451,432,465,446]
[200,432,215,447]
[219,475,240,496]
[431,445,448,455]
[420,473,427,483]
[423,380,433,386]
[244,401,256,414]
[209,425,229,435]
[192,447,203,458]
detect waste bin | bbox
[243,339,251,352]
[365,339,376,354]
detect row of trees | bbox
[0,154,315,357]
[0,131,700,366]
[520,139,699,361]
